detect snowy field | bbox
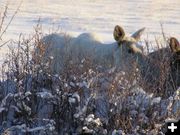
[0,0,179,70]
[1,0,180,42]
[0,0,179,61]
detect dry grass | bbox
[0,2,22,45]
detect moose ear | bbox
[113,25,125,41]
[169,37,180,53]
[131,27,145,41]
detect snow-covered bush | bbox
[0,25,179,134]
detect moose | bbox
[129,36,180,96]
[38,25,145,73]
[36,25,179,96]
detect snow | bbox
[72,92,80,102]
[0,0,180,44]
[25,91,31,96]
[77,81,89,88]
[112,129,124,135]
[3,124,55,133]
[37,90,54,99]
[0,107,5,113]
[85,114,95,123]
[0,70,179,134]
[151,97,161,105]
[0,0,179,63]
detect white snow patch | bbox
[37,91,54,99]
[151,97,161,105]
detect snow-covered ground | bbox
[1,0,180,42]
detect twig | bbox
[0,0,23,40]
[0,39,12,48]
[160,22,167,46]
[0,3,8,33]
